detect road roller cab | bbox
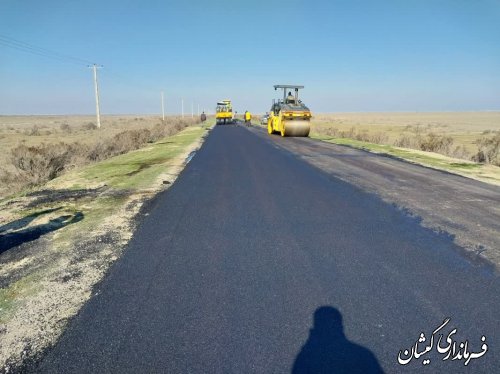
[267,85,311,137]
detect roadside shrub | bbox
[405,124,423,135]
[24,125,41,136]
[3,117,200,195]
[394,135,416,148]
[9,143,72,185]
[60,123,71,132]
[451,145,470,160]
[322,127,339,137]
[368,132,389,144]
[0,168,30,192]
[150,123,167,140]
[473,133,500,165]
[86,141,108,162]
[345,127,356,138]
[354,130,370,142]
[418,133,454,154]
[84,122,97,130]
[112,129,153,153]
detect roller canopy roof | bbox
[274,85,304,90]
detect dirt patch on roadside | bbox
[25,187,106,208]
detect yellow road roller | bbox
[216,99,234,125]
[267,85,311,137]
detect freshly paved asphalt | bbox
[246,125,500,266]
[37,124,500,373]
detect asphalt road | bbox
[37,124,500,373]
[247,125,500,266]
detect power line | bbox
[0,34,199,116]
[0,34,94,66]
[0,39,82,65]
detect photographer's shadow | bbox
[292,306,384,374]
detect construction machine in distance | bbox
[267,85,311,137]
[216,99,234,125]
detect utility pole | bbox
[191,102,194,118]
[161,91,165,121]
[197,104,200,116]
[182,99,184,118]
[88,64,103,128]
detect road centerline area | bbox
[37,125,500,373]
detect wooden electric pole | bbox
[161,91,165,121]
[88,64,103,128]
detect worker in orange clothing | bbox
[244,110,252,126]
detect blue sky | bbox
[1,0,499,114]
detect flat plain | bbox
[310,111,500,154]
[0,115,172,166]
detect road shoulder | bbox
[0,124,211,372]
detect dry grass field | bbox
[310,112,500,164]
[0,115,159,151]
[0,115,200,198]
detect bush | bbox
[3,117,200,194]
[25,125,41,136]
[394,135,416,148]
[418,133,454,154]
[9,143,72,185]
[451,145,470,160]
[110,129,153,153]
[0,169,29,190]
[60,123,71,132]
[473,133,500,165]
[322,127,339,137]
[369,132,388,144]
[354,130,369,142]
[84,122,97,130]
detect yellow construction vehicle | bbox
[267,85,311,137]
[215,99,234,125]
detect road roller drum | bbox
[267,85,312,137]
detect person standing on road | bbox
[244,111,252,126]
[200,111,206,122]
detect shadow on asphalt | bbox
[292,306,384,374]
[0,211,84,254]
